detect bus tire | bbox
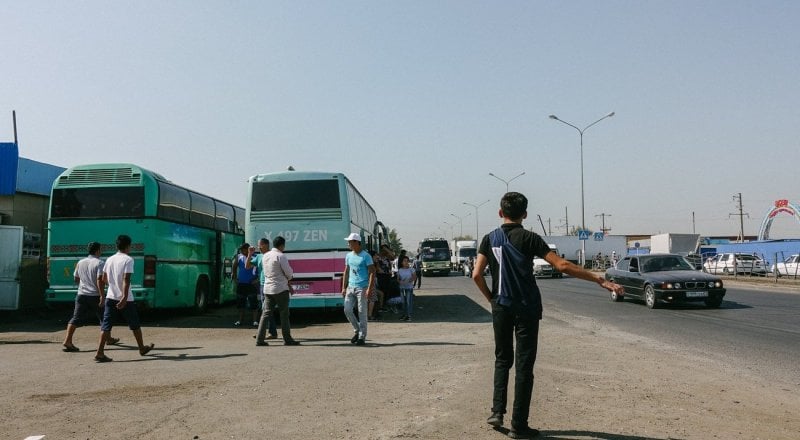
[194,280,209,314]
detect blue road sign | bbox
[578,230,590,240]
[594,232,604,241]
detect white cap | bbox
[344,233,362,242]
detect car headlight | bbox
[714,281,723,288]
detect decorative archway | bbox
[757,199,800,240]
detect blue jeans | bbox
[400,288,414,317]
[343,286,368,339]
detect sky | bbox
[3,1,800,249]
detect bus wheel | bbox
[194,281,209,314]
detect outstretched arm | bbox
[545,252,623,294]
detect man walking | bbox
[341,233,375,346]
[94,234,154,363]
[255,236,299,346]
[472,192,623,439]
[62,242,118,351]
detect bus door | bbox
[217,231,238,304]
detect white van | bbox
[533,244,562,278]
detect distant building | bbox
[1,142,65,309]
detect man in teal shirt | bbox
[247,238,276,338]
[341,233,375,346]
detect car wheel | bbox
[705,296,723,308]
[644,285,658,309]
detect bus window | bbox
[233,206,245,233]
[51,187,144,218]
[157,182,190,223]
[215,200,235,232]
[251,180,341,211]
[190,192,215,229]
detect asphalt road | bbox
[529,275,800,387]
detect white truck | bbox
[533,244,562,278]
[452,239,478,271]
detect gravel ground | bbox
[1,277,798,440]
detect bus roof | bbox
[248,170,345,183]
[53,163,242,209]
[54,163,170,187]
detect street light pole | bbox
[488,171,525,192]
[463,199,491,240]
[450,212,471,237]
[549,111,615,266]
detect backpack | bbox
[488,228,539,309]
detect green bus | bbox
[45,163,244,312]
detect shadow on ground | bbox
[1,288,490,333]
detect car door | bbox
[606,257,631,292]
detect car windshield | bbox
[641,256,694,272]
[421,248,449,261]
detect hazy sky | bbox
[3,1,800,248]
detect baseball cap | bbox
[344,233,362,242]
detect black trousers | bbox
[491,299,540,430]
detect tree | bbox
[453,235,474,241]
[386,228,404,254]
[568,226,593,236]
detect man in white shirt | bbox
[62,242,119,352]
[255,236,300,346]
[93,235,154,362]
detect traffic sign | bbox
[578,230,590,240]
[593,232,604,241]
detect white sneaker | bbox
[234,321,241,326]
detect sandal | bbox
[62,345,80,352]
[108,337,120,345]
[94,354,113,363]
[139,343,154,356]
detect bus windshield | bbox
[421,248,450,261]
[50,187,145,218]
[251,180,340,211]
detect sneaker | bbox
[508,426,540,439]
[255,341,268,346]
[399,315,407,320]
[405,316,412,322]
[252,321,258,327]
[350,334,359,344]
[284,340,300,346]
[266,334,278,340]
[234,321,241,326]
[487,412,503,427]
[356,338,366,346]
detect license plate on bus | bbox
[686,291,708,298]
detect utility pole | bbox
[595,213,612,235]
[560,206,569,236]
[547,218,552,236]
[692,211,696,235]
[729,193,749,242]
[537,214,547,236]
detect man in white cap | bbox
[341,232,375,345]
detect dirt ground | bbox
[1,278,798,440]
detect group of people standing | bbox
[232,236,300,346]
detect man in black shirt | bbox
[472,192,623,439]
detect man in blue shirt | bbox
[341,233,375,346]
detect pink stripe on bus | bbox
[290,258,345,273]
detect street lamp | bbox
[450,212,471,237]
[549,111,615,266]
[488,171,525,192]
[463,199,491,240]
